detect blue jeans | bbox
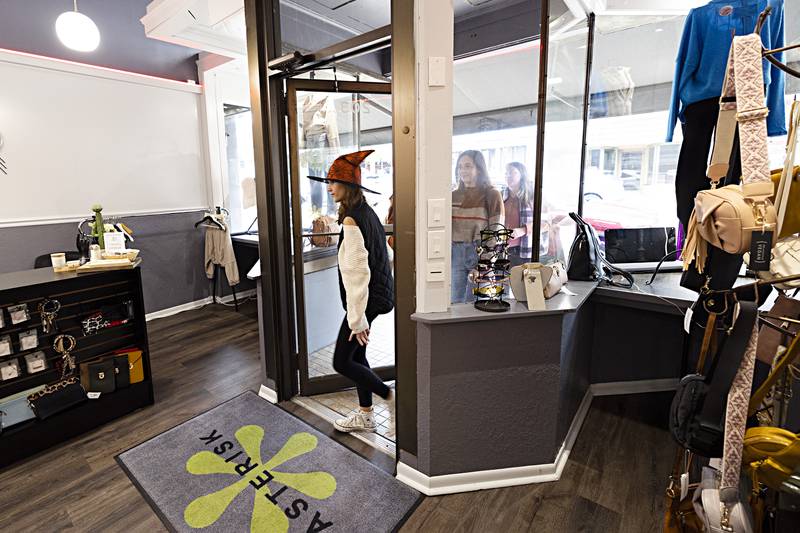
[451,241,479,304]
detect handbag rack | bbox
[0,266,154,469]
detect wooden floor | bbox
[0,302,676,532]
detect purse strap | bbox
[719,301,760,504]
[707,34,774,204]
[776,101,800,235]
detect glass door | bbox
[286,79,394,396]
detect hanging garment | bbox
[204,226,240,286]
[666,0,785,143]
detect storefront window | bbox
[539,6,591,263]
[583,14,686,246]
[449,0,541,305]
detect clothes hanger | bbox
[755,6,800,79]
[195,207,226,230]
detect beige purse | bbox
[683,34,776,273]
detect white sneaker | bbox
[334,411,376,433]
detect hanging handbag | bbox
[310,215,339,248]
[745,102,800,288]
[683,34,777,274]
[79,356,116,394]
[755,294,800,365]
[664,448,704,533]
[567,212,633,287]
[693,466,755,533]
[27,335,87,420]
[692,319,759,533]
[670,298,757,457]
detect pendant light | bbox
[55,0,100,52]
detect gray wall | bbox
[0,0,199,82]
[0,212,255,314]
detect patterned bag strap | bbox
[719,310,760,504]
[707,34,774,203]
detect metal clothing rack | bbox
[197,206,239,312]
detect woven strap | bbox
[707,34,772,195]
[720,314,760,503]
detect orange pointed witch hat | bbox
[308,150,380,194]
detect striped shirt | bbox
[452,186,504,243]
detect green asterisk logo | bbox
[184,425,337,532]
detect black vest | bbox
[337,199,394,317]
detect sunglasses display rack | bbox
[472,224,513,313]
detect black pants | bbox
[332,312,390,408]
[675,96,742,230]
[676,97,744,291]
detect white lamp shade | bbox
[55,11,100,52]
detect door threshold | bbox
[291,396,396,458]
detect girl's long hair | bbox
[455,150,492,191]
[506,161,533,207]
[336,183,366,224]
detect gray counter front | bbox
[406,274,699,480]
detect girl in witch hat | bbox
[308,150,394,432]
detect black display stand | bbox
[0,265,154,469]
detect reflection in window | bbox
[583,15,686,242]
[224,105,257,234]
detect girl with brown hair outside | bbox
[307,150,394,432]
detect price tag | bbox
[680,472,689,500]
[684,307,694,334]
[749,230,773,271]
[87,392,101,400]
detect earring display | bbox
[8,304,30,325]
[19,329,39,351]
[471,225,513,313]
[38,299,61,334]
[24,351,47,374]
[0,359,21,381]
[0,336,11,357]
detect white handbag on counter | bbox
[510,261,567,301]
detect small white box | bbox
[25,351,47,374]
[0,359,21,381]
[19,329,38,351]
[0,335,11,357]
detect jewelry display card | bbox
[19,329,38,351]
[0,335,11,357]
[0,359,20,381]
[8,304,30,325]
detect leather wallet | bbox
[80,357,116,394]
[28,379,86,420]
[113,354,130,389]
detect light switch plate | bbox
[428,57,446,87]
[426,262,445,282]
[427,198,445,228]
[427,230,445,259]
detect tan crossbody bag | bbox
[683,33,777,273]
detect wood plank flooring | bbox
[0,302,677,532]
[401,393,676,533]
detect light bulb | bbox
[55,10,100,52]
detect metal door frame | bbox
[286,78,395,396]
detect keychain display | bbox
[52,334,77,376]
[470,224,513,313]
[8,304,30,325]
[38,299,61,334]
[19,329,39,351]
[0,359,21,381]
[24,351,47,374]
[0,335,11,357]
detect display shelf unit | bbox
[0,265,154,469]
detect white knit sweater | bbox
[338,225,370,333]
